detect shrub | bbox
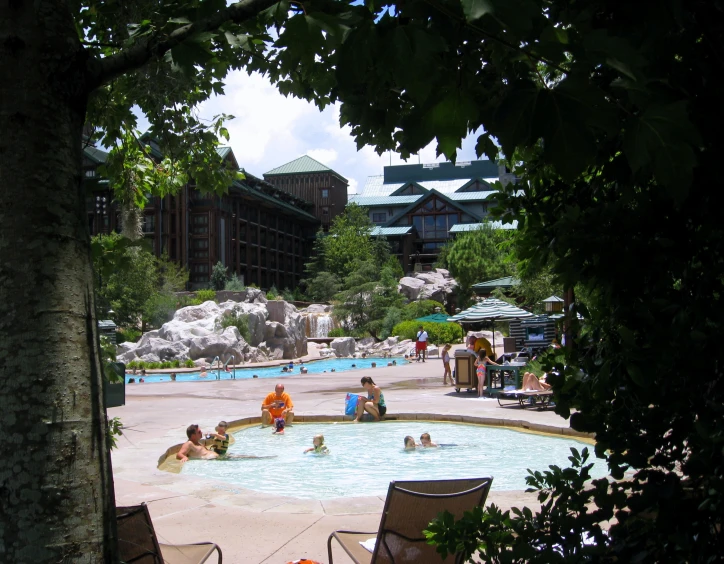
[191,289,216,305]
[184,359,195,368]
[224,273,245,291]
[402,300,445,321]
[172,360,181,368]
[217,307,251,343]
[391,320,463,344]
[210,261,228,290]
[117,327,142,344]
[328,328,346,338]
[266,285,278,300]
[147,362,161,369]
[380,307,403,340]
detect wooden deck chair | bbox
[327,477,493,563]
[116,504,222,564]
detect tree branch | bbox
[86,0,280,91]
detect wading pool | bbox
[126,357,401,383]
[180,421,606,499]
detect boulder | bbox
[398,277,426,301]
[134,337,188,361]
[303,303,333,314]
[244,287,268,304]
[331,337,356,357]
[188,326,246,361]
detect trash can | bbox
[454,350,477,392]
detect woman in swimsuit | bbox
[354,376,386,422]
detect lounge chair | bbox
[116,503,222,563]
[497,389,554,409]
[327,477,493,563]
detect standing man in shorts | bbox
[416,325,429,362]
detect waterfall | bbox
[306,313,334,338]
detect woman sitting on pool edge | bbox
[354,376,386,422]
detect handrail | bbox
[224,354,236,379]
[211,356,220,379]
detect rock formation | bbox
[398,268,458,304]
[117,298,307,365]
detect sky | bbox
[188,70,486,196]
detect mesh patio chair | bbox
[327,477,493,564]
[116,504,222,564]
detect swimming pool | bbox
[126,357,402,383]
[180,421,607,499]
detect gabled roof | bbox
[264,155,348,181]
[455,177,497,192]
[389,181,428,197]
[472,276,520,290]
[385,189,481,227]
[447,191,497,202]
[359,174,498,197]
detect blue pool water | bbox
[125,357,402,383]
[181,421,608,499]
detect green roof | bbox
[471,276,520,290]
[83,144,108,164]
[449,220,518,232]
[231,180,318,223]
[370,226,415,236]
[265,155,348,181]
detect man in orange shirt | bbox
[261,383,295,426]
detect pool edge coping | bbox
[157,413,594,471]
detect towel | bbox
[359,538,376,553]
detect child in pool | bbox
[304,434,330,454]
[273,418,285,434]
[404,436,418,450]
[420,432,439,447]
[206,421,230,455]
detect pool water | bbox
[181,422,607,499]
[126,357,401,383]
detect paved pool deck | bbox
[109,350,586,563]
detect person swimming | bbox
[304,434,330,454]
[404,436,418,450]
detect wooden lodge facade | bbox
[83,141,319,290]
[263,155,349,231]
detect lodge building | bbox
[83,140,319,290]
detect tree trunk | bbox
[0,2,116,561]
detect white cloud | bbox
[192,71,486,192]
[307,148,338,164]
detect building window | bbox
[321,189,329,199]
[142,214,155,233]
[322,207,330,220]
[372,212,386,224]
[85,169,96,178]
[191,214,208,234]
[191,238,209,259]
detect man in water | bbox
[261,383,295,426]
[176,424,218,462]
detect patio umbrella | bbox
[447,298,534,355]
[415,313,452,323]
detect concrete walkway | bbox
[110,355,581,563]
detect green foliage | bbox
[266,285,278,300]
[402,300,445,320]
[333,256,406,340]
[210,261,228,291]
[106,417,124,451]
[444,225,514,303]
[224,273,246,292]
[126,359,181,370]
[116,327,142,345]
[327,328,347,338]
[92,235,187,330]
[281,287,295,301]
[184,359,195,368]
[304,205,380,281]
[216,307,251,343]
[305,271,340,302]
[192,289,216,304]
[391,320,463,344]
[380,307,403,340]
